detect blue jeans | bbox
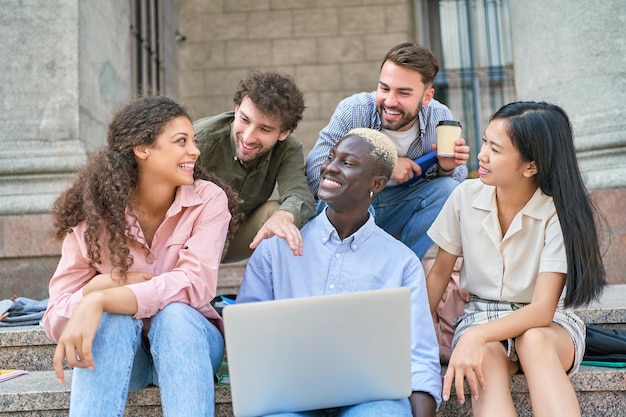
[265,398,411,417]
[317,177,459,259]
[69,303,224,417]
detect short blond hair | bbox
[346,128,397,179]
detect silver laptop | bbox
[222,287,412,417]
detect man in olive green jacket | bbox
[194,70,316,262]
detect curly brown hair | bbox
[51,96,243,274]
[233,69,305,133]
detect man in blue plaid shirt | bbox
[306,43,470,259]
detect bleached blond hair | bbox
[346,128,397,179]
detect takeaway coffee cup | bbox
[436,120,462,157]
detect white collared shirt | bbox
[428,179,567,303]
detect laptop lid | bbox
[223,287,412,417]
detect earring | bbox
[369,191,373,198]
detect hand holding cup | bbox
[436,120,462,157]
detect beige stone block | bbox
[363,33,410,61]
[184,96,234,122]
[302,91,320,119]
[295,119,327,152]
[225,40,272,68]
[319,91,355,120]
[226,0,270,12]
[203,68,250,96]
[270,0,317,9]
[263,64,299,77]
[179,0,223,16]
[295,64,342,92]
[179,70,206,97]
[272,38,318,65]
[339,6,386,34]
[340,61,379,91]
[177,13,205,42]
[384,4,410,32]
[249,10,293,39]
[318,0,360,6]
[318,36,365,63]
[226,64,298,76]
[363,0,405,4]
[179,41,226,71]
[294,8,339,36]
[178,12,247,42]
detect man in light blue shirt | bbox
[238,128,441,416]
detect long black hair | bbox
[491,101,606,307]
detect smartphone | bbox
[402,151,438,186]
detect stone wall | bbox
[176,0,413,155]
[2,0,625,299]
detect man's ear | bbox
[524,161,538,178]
[278,130,291,142]
[371,175,388,195]
[133,144,150,160]
[422,87,435,106]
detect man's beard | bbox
[378,103,421,131]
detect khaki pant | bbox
[222,200,279,263]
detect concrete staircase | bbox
[2,276,626,416]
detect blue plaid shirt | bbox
[306,92,468,196]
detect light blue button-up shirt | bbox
[237,210,442,406]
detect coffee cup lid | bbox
[437,120,462,128]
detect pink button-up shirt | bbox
[43,180,231,341]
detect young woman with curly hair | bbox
[43,95,242,417]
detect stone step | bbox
[0,325,56,372]
[2,284,625,416]
[214,260,246,296]
[0,370,233,417]
[438,364,626,416]
[4,285,624,372]
[1,366,625,417]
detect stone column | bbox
[509,0,626,190]
[0,1,86,215]
[0,0,132,297]
[509,0,626,284]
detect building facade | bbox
[1,0,624,298]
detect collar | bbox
[228,116,239,162]
[163,182,205,218]
[316,208,377,251]
[125,182,205,242]
[472,182,554,220]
